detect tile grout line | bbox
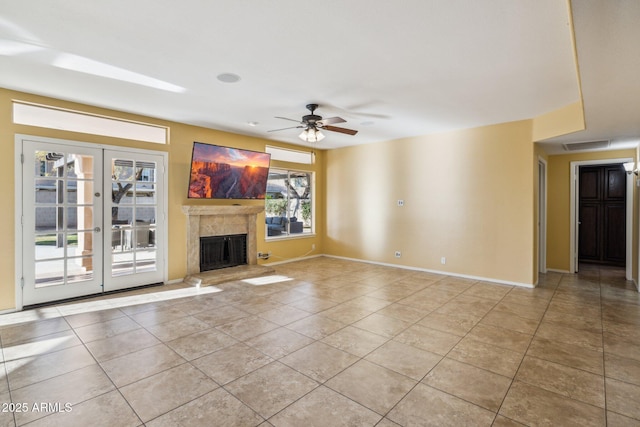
[377,279,509,424]
[599,268,609,426]
[6,260,639,426]
[492,271,561,424]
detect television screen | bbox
[188,142,271,199]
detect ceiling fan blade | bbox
[267,125,303,132]
[318,116,346,126]
[275,116,302,123]
[323,125,358,136]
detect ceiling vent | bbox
[563,140,610,152]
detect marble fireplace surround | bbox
[182,205,264,277]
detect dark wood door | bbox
[578,164,626,266]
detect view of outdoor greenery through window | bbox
[265,169,313,237]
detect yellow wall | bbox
[532,101,585,142]
[325,120,536,285]
[3,87,634,309]
[547,149,638,277]
[0,88,324,311]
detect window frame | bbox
[265,167,315,239]
[13,101,169,144]
[265,145,314,164]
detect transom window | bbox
[265,169,313,238]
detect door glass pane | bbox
[112,252,134,276]
[35,178,58,204]
[35,260,65,288]
[65,154,95,179]
[67,256,94,283]
[132,224,152,249]
[65,181,77,205]
[112,206,133,225]
[35,233,64,260]
[35,151,63,177]
[136,161,156,183]
[65,156,76,178]
[113,160,135,181]
[136,183,156,204]
[112,182,134,205]
[135,207,156,224]
[67,206,93,230]
[34,207,59,233]
[135,250,157,273]
[69,180,94,205]
[111,157,159,278]
[68,231,92,256]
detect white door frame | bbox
[570,158,633,278]
[538,157,548,274]
[15,134,168,310]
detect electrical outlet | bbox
[312,244,316,250]
[397,199,404,207]
[395,251,402,258]
[441,257,446,265]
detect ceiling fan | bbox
[268,104,358,142]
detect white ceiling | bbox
[0,1,637,152]
[540,0,640,154]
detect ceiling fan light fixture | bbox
[299,127,325,143]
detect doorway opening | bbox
[578,164,626,267]
[538,158,547,275]
[570,158,633,279]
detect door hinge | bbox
[20,277,24,289]
[21,153,24,164]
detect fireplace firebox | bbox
[200,234,247,272]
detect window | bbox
[265,169,313,238]
[266,145,314,164]
[13,101,169,144]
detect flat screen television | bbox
[188,142,271,199]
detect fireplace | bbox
[182,205,264,275]
[200,234,247,271]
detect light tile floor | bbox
[1,257,639,426]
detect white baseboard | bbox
[322,254,535,288]
[545,268,571,274]
[263,254,323,267]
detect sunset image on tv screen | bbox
[188,142,271,199]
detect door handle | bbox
[94,227,101,233]
[94,192,101,197]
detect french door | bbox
[20,137,165,307]
[103,150,165,291]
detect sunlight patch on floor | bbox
[242,275,293,286]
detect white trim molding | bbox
[569,158,633,279]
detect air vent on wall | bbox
[563,140,610,152]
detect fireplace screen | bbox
[200,234,247,272]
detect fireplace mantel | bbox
[182,205,264,276]
[182,205,265,217]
